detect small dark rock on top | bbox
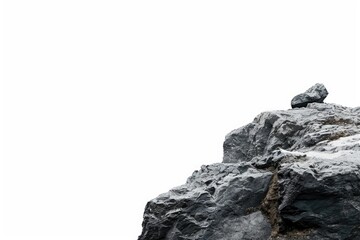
[291,83,328,108]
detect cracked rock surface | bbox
[139,163,272,240]
[223,102,360,164]
[139,87,360,239]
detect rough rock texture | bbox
[278,145,360,239]
[139,163,272,240]
[223,102,360,164]
[291,83,329,108]
[139,87,360,239]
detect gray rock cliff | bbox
[139,85,360,240]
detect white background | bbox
[1,1,360,239]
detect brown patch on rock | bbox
[261,170,281,237]
[271,228,315,240]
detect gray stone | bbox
[206,211,272,240]
[277,141,360,239]
[138,163,272,240]
[291,83,328,108]
[223,103,360,164]
[222,103,360,239]
[139,99,360,240]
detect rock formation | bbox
[291,83,329,108]
[139,84,360,240]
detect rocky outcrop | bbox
[139,85,360,240]
[291,83,328,108]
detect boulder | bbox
[139,100,360,240]
[291,83,328,108]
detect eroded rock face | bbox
[139,101,360,240]
[275,134,360,239]
[291,83,329,108]
[139,163,272,240]
[223,103,360,163]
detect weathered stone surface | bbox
[223,103,360,239]
[139,96,360,239]
[138,163,272,240]
[291,83,329,108]
[223,103,360,164]
[277,134,360,239]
